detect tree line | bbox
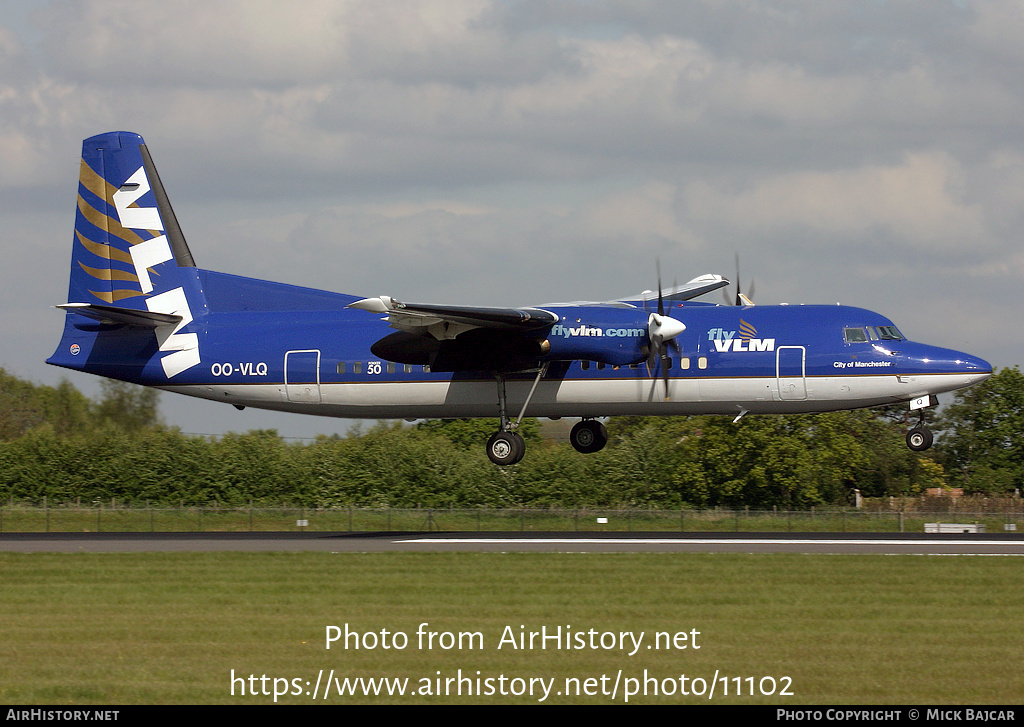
[0,366,1020,508]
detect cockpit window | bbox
[876,326,903,340]
[844,327,869,343]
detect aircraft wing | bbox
[539,274,729,308]
[629,274,729,304]
[348,296,558,340]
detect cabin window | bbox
[698,357,708,370]
[353,361,363,374]
[387,362,396,374]
[404,364,413,373]
[336,362,346,374]
[597,362,605,370]
[844,327,869,343]
[680,357,691,370]
[581,361,590,371]
[423,365,431,373]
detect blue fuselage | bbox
[49,269,992,420]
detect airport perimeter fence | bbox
[1,504,1022,534]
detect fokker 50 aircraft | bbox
[49,132,992,464]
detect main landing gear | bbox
[486,366,547,466]
[486,430,526,466]
[485,365,610,465]
[569,419,608,454]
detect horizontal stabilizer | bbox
[57,302,182,328]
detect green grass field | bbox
[1,552,1021,704]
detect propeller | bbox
[647,260,686,400]
[722,253,755,306]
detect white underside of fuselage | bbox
[161,371,986,420]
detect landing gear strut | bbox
[486,365,547,466]
[570,419,608,454]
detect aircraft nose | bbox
[903,344,992,382]
[959,353,993,384]
[918,346,992,385]
[963,354,992,373]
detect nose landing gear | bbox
[905,401,935,451]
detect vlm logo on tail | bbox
[707,319,775,352]
[109,165,199,378]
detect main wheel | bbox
[906,426,933,452]
[486,431,525,465]
[570,419,608,454]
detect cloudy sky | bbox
[2,0,1020,439]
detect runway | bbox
[2,531,1023,555]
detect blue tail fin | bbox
[68,131,196,304]
[49,132,206,381]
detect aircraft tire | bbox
[906,426,933,452]
[570,419,608,454]
[487,431,525,465]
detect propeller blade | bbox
[656,259,664,317]
[646,261,686,400]
[722,254,755,306]
[734,253,742,306]
[648,312,685,401]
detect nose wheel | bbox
[906,425,933,451]
[905,406,934,451]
